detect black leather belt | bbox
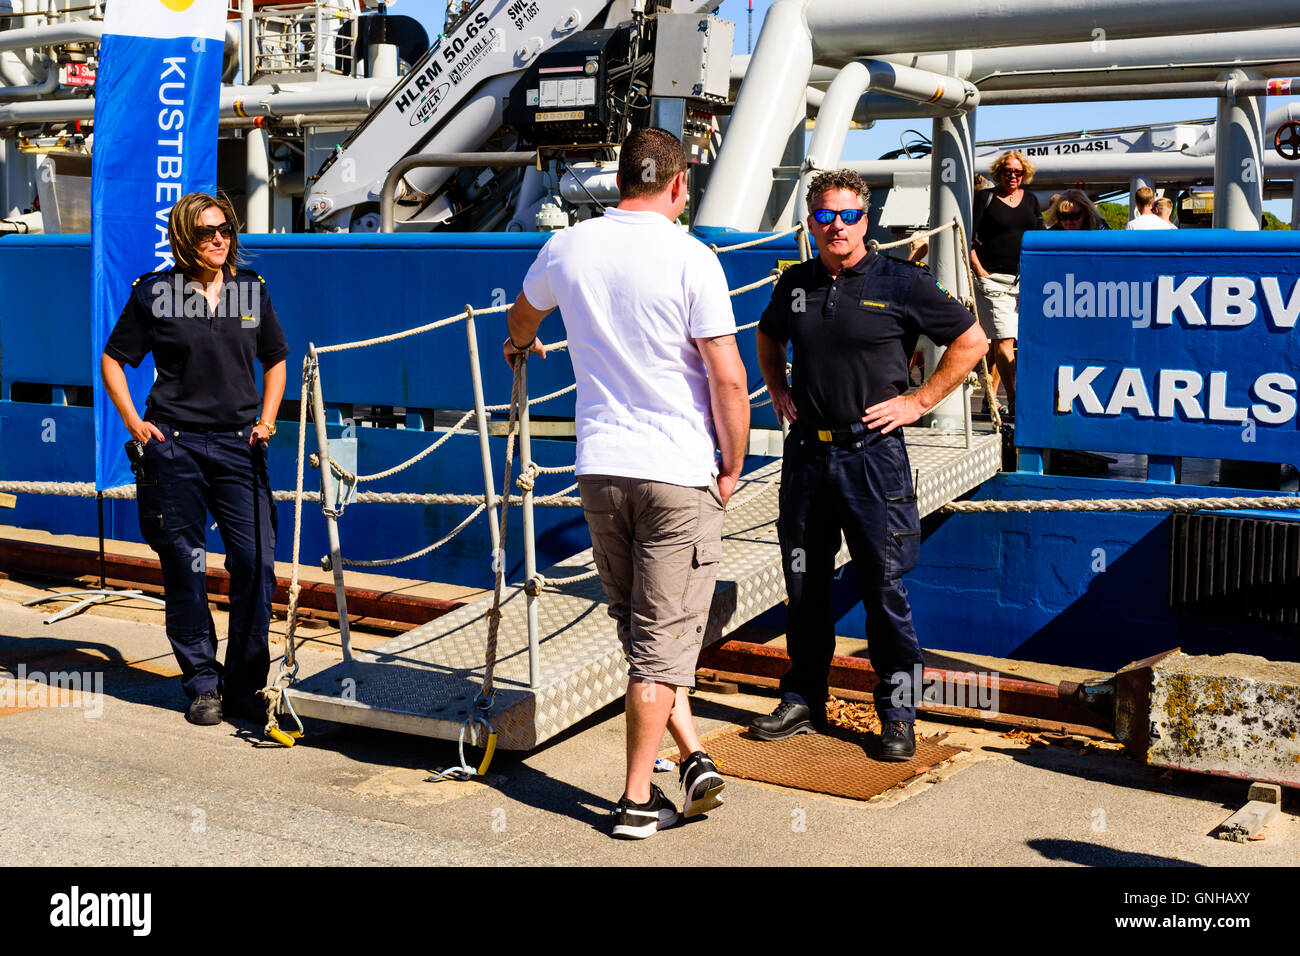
[797,421,869,445]
[150,418,248,433]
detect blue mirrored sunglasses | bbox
[812,207,864,226]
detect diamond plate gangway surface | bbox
[286,427,1002,749]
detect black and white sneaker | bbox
[611,783,679,839]
[678,751,725,818]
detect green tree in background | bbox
[1097,202,1129,231]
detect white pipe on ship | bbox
[0,58,57,101]
[0,78,399,126]
[1213,69,1265,229]
[246,126,271,232]
[798,59,977,219]
[866,29,1300,89]
[0,21,104,55]
[558,166,619,204]
[924,110,977,431]
[696,0,813,230]
[844,150,1298,187]
[805,0,1300,62]
[1182,102,1300,157]
[702,0,1300,229]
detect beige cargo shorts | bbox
[577,474,727,688]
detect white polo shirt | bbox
[521,207,737,486]
[1126,213,1176,230]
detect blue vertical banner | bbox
[91,0,226,491]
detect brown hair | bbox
[1046,189,1105,229]
[990,150,1036,186]
[617,127,688,201]
[805,169,870,213]
[1135,186,1155,210]
[167,192,244,275]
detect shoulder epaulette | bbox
[237,267,265,284]
[132,270,170,287]
[883,254,932,275]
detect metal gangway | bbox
[280,223,1003,750]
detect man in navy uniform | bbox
[752,169,986,759]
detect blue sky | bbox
[397,0,1297,219]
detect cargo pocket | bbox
[254,442,278,537]
[135,481,167,553]
[683,535,721,615]
[885,493,921,579]
[577,475,619,515]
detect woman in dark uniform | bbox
[100,192,290,726]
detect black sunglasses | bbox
[1058,211,1084,221]
[812,208,864,226]
[196,222,234,243]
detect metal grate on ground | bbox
[286,429,1002,750]
[675,726,965,801]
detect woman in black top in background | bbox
[970,150,1043,417]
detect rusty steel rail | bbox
[697,640,1113,733]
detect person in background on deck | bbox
[1153,196,1177,227]
[970,150,1042,420]
[101,192,289,727]
[1126,186,1176,230]
[1045,190,1107,231]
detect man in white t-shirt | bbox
[503,128,750,840]
[1126,186,1176,230]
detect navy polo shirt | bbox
[105,266,291,428]
[758,251,975,429]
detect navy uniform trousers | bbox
[778,424,924,723]
[132,421,277,702]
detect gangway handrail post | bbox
[313,2,324,82]
[954,217,974,450]
[518,360,540,689]
[464,311,502,564]
[307,343,353,662]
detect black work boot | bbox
[186,689,223,726]
[749,700,819,741]
[879,720,916,761]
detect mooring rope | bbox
[944,495,1300,514]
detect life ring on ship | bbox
[1274,120,1300,161]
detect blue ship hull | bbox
[2,233,1296,672]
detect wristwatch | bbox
[255,419,277,436]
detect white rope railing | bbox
[728,271,781,297]
[486,381,575,412]
[868,219,955,253]
[708,222,805,254]
[327,409,476,485]
[313,303,509,354]
[340,503,486,567]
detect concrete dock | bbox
[0,571,1295,867]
